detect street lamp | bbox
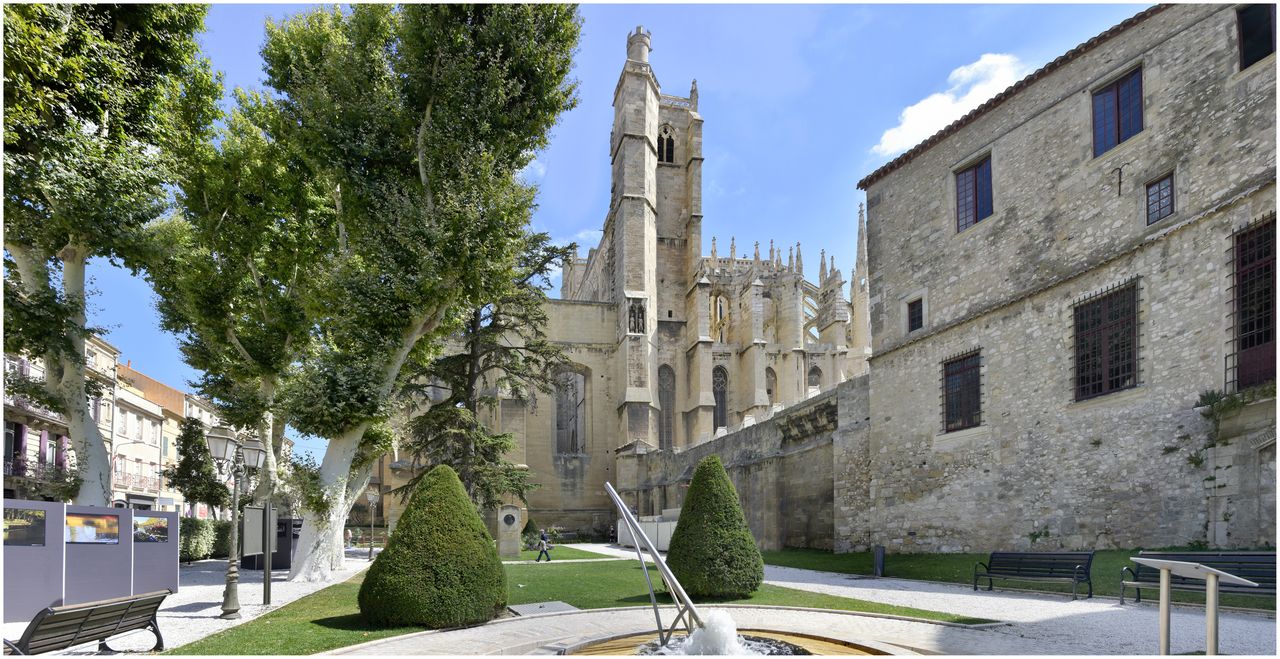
[205,426,266,619]
[365,487,378,561]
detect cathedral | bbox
[494,26,870,534]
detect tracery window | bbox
[657,125,675,163]
[658,365,676,450]
[712,366,728,430]
[554,371,586,454]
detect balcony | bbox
[3,392,66,425]
[114,472,161,493]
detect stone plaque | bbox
[497,504,523,559]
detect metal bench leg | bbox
[1087,580,1093,599]
[1135,587,1142,604]
[97,617,163,654]
[1119,583,1126,605]
[1071,581,1078,601]
[4,639,27,655]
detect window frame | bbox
[907,298,924,333]
[1145,173,1175,225]
[1229,218,1276,391]
[954,155,993,232]
[1072,281,1140,402]
[712,365,729,430]
[1091,67,1144,158]
[941,351,982,433]
[1238,4,1277,72]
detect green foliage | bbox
[394,406,537,511]
[358,465,505,628]
[666,456,764,598]
[211,519,234,559]
[179,517,215,562]
[162,418,231,510]
[279,452,327,519]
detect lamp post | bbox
[205,426,266,620]
[365,488,378,561]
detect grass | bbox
[506,560,993,625]
[760,548,1276,611]
[168,572,418,655]
[514,545,614,561]
[172,554,991,654]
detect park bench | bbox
[3,590,170,655]
[973,551,1095,599]
[1119,551,1276,604]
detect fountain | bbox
[564,484,890,655]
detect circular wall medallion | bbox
[503,514,516,526]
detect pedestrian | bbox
[344,528,352,548]
[535,528,552,562]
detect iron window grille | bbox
[1226,218,1275,391]
[941,350,982,432]
[907,298,924,332]
[1092,68,1143,157]
[1073,279,1140,401]
[1146,174,1174,225]
[1238,4,1277,71]
[955,156,993,232]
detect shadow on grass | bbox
[310,613,383,632]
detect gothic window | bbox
[1092,68,1143,157]
[657,125,675,164]
[765,367,777,407]
[1073,282,1138,401]
[1233,220,1275,389]
[658,365,676,450]
[554,371,586,454]
[807,365,822,390]
[1238,4,1276,71]
[712,366,728,430]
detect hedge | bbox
[211,519,234,559]
[665,455,764,598]
[179,517,215,562]
[358,464,506,628]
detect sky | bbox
[84,1,1149,458]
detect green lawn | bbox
[514,545,614,561]
[172,554,990,654]
[760,548,1275,611]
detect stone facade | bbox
[853,4,1275,552]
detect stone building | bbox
[850,3,1274,552]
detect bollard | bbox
[873,545,885,577]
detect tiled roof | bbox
[857,4,1168,191]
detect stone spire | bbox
[627,26,651,63]
[729,237,736,263]
[788,246,794,271]
[829,254,836,279]
[795,243,804,275]
[753,241,761,264]
[690,79,699,110]
[710,236,718,263]
[819,249,828,283]
[768,239,775,264]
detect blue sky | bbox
[86,2,1148,458]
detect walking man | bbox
[535,528,552,562]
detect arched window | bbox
[658,365,676,450]
[555,371,586,454]
[765,367,777,407]
[711,294,728,342]
[808,365,822,390]
[658,125,675,163]
[712,366,728,430]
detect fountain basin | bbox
[565,629,896,655]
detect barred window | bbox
[1146,174,1174,225]
[1073,284,1138,401]
[943,352,981,432]
[712,366,728,430]
[955,156,993,232]
[1092,68,1143,157]
[1235,221,1275,389]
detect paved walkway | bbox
[2,548,380,654]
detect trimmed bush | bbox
[358,464,506,628]
[211,519,234,559]
[665,455,764,598]
[179,517,215,562]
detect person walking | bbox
[535,528,552,562]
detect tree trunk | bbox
[60,248,112,506]
[288,422,367,582]
[253,376,278,502]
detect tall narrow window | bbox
[1238,4,1277,70]
[1146,174,1174,225]
[658,125,675,164]
[1092,68,1143,157]
[907,298,924,332]
[658,365,676,450]
[943,352,981,432]
[554,371,586,454]
[765,367,777,407]
[1073,283,1138,401]
[807,365,822,390]
[955,156,993,231]
[1235,220,1275,389]
[712,366,728,430]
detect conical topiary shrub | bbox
[357,464,507,628]
[665,455,764,598]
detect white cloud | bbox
[571,228,602,246]
[519,157,547,180]
[871,54,1032,158]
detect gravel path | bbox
[2,548,380,654]
[568,543,1277,655]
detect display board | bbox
[63,506,132,606]
[2,500,65,622]
[131,510,179,596]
